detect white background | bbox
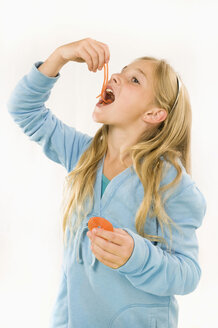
[1,0,218,327]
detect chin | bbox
[92,110,107,123]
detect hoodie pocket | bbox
[109,303,168,328]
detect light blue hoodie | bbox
[7,61,207,328]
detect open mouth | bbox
[96,89,115,107]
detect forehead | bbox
[122,60,155,82]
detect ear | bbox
[142,107,167,124]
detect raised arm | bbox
[7,38,110,172]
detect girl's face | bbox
[92,59,156,127]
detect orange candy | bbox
[96,63,113,104]
[88,216,114,232]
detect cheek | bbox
[116,105,141,123]
[114,89,145,118]
[114,101,135,116]
[116,90,138,108]
[117,95,141,115]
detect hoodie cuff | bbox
[113,228,149,274]
[27,61,61,90]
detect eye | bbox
[131,76,139,84]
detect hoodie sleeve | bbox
[114,182,207,297]
[7,61,92,173]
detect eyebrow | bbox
[121,65,147,79]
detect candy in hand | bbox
[88,216,113,232]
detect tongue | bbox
[103,90,115,104]
[103,99,113,105]
[97,95,114,106]
[98,98,113,106]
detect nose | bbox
[109,73,122,85]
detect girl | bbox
[7,37,207,328]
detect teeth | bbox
[105,88,114,95]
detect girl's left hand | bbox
[86,228,134,269]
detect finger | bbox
[113,228,128,235]
[85,43,100,71]
[92,248,120,269]
[93,229,124,246]
[96,45,106,69]
[90,43,106,70]
[101,42,110,63]
[101,259,120,269]
[78,47,94,71]
[93,40,110,63]
[92,234,121,256]
[91,40,110,68]
[91,241,121,267]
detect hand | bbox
[87,228,134,269]
[57,37,110,72]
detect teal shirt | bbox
[101,174,110,197]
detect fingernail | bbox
[93,228,97,234]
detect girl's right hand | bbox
[57,38,110,72]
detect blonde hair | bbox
[61,56,192,253]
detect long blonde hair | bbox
[61,56,192,253]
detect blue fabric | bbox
[7,61,207,328]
